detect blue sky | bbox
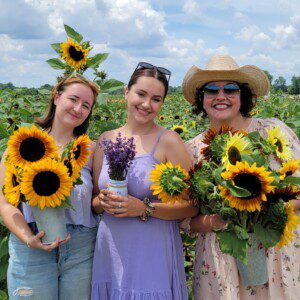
[1,0,300,87]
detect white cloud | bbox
[0,35,23,52]
[234,11,248,21]
[272,24,298,49]
[182,0,203,19]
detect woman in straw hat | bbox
[181,54,300,300]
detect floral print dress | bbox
[184,118,300,300]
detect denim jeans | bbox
[7,224,97,300]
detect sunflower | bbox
[201,126,233,162]
[7,125,58,168]
[70,135,91,169]
[266,126,291,160]
[222,132,251,169]
[20,158,73,209]
[267,186,300,204]
[63,157,81,183]
[277,202,300,248]
[149,161,189,204]
[3,163,21,207]
[171,125,187,135]
[279,159,300,180]
[60,38,90,71]
[159,115,165,121]
[219,161,275,212]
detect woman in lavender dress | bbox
[92,63,198,299]
[0,75,99,300]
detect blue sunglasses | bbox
[203,83,240,96]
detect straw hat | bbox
[182,55,270,104]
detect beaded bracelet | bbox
[139,197,155,222]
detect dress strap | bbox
[150,129,168,155]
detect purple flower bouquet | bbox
[103,132,136,196]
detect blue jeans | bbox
[7,224,97,300]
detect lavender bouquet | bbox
[103,132,136,181]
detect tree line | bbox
[1,71,300,94]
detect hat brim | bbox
[182,65,270,104]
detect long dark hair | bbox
[36,75,99,136]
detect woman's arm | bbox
[91,135,105,214]
[0,151,63,250]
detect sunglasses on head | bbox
[203,83,240,97]
[135,62,171,82]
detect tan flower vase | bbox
[31,206,68,244]
[107,179,128,197]
[236,234,268,286]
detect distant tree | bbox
[273,76,287,92]
[288,76,300,94]
[0,82,15,90]
[263,70,273,84]
[40,84,53,90]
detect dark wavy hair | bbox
[192,82,255,117]
[36,75,99,136]
[127,68,169,99]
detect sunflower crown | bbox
[3,125,91,209]
[46,24,124,93]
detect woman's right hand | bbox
[190,213,228,233]
[26,231,71,251]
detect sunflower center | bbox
[20,138,46,162]
[69,46,84,61]
[233,173,262,199]
[12,174,19,187]
[285,171,293,176]
[33,171,60,196]
[228,146,241,165]
[174,128,183,134]
[275,139,283,153]
[74,146,81,159]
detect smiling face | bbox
[53,83,94,130]
[125,76,165,124]
[203,80,242,124]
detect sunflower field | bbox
[0,85,299,299]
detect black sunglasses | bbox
[203,83,240,97]
[135,62,171,82]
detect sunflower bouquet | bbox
[149,126,300,265]
[3,125,91,210]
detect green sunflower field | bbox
[0,85,299,299]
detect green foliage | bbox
[0,219,9,298]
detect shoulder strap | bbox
[150,129,168,155]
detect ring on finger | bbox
[118,202,122,209]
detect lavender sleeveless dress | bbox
[91,130,188,299]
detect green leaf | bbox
[0,289,8,300]
[247,131,261,142]
[223,181,251,198]
[64,24,83,43]
[98,79,124,93]
[233,225,249,240]
[87,53,109,68]
[51,43,61,54]
[46,58,66,70]
[216,229,249,264]
[254,223,281,248]
[284,176,300,185]
[0,236,8,259]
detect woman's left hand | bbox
[100,189,146,218]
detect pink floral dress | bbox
[184,118,300,300]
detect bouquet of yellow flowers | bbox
[3,125,91,209]
[149,126,300,285]
[2,125,91,243]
